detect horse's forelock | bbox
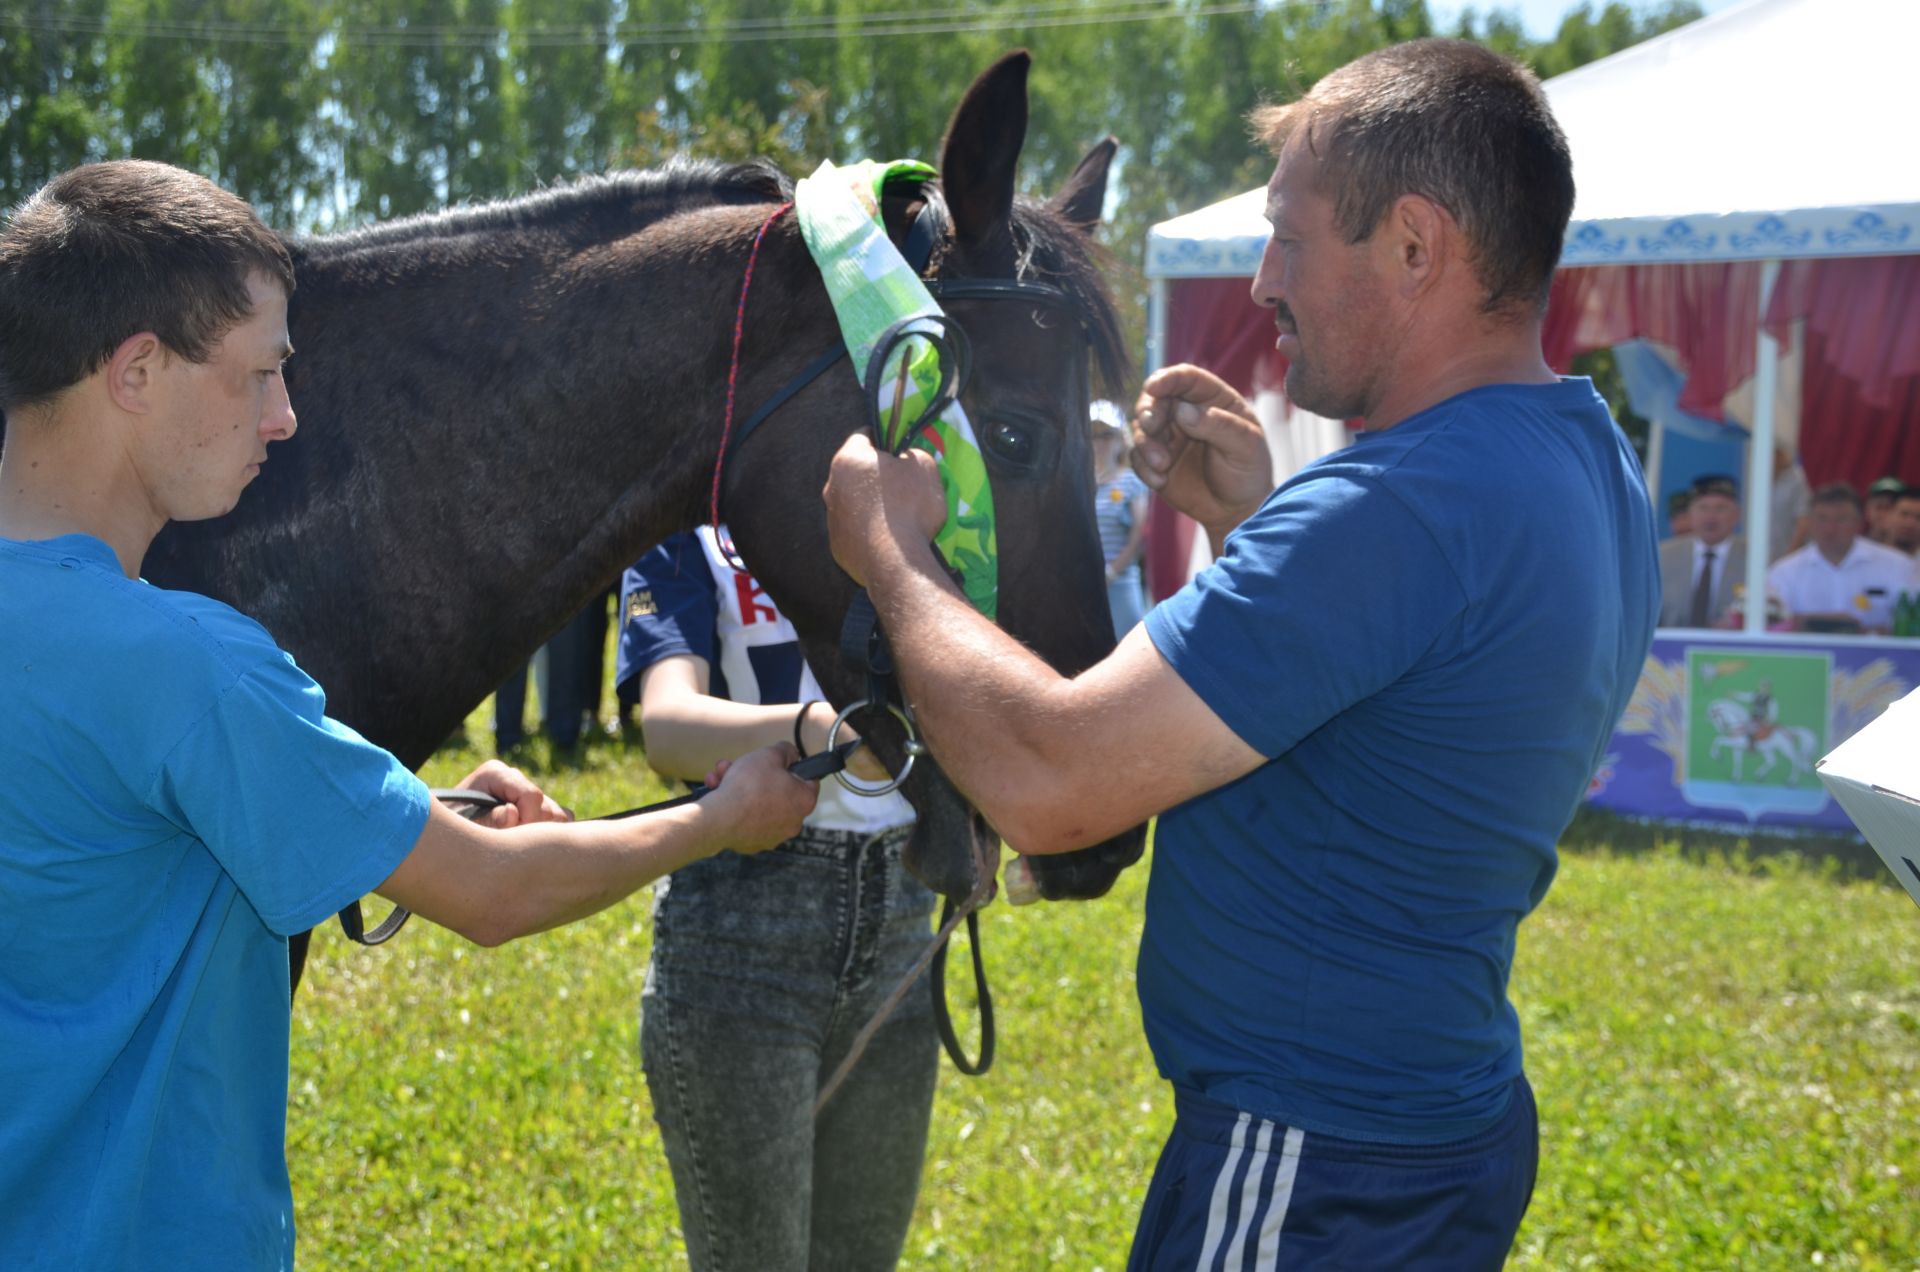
[1008,195,1131,398]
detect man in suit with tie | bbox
[1659,474,1748,627]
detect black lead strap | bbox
[333,743,862,949]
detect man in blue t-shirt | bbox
[823,40,1659,1270]
[0,161,817,1270]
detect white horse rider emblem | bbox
[1705,695,1817,783]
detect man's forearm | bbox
[860,537,1105,851]
[385,800,733,947]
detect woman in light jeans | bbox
[617,527,936,1272]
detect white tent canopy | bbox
[1141,0,1920,625]
[1146,0,1920,280]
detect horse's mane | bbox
[288,155,1129,392]
[292,158,793,258]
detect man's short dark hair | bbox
[1248,39,1574,316]
[0,160,294,411]
[1810,482,1862,513]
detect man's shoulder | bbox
[1659,536,1695,566]
[126,581,289,682]
[1848,537,1915,569]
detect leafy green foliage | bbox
[287,704,1920,1269]
[1,0,1705,353]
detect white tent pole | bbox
[1743,258,1781,634]
[1147,277,1169,374]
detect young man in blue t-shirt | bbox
[0,160,818,1270]
[823,40,1660,1270]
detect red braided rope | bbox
[711,201,795,541]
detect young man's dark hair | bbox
[1248,38,1574,315]
[0,159,294,411]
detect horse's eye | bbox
[983,418,1034,466]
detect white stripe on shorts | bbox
[1221,1118,1275,1270]
[1195,1111,1251,1271]
[1252,1126,1306,1271]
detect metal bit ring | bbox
[826,699,923,796]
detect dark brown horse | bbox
[139,53,1147,985]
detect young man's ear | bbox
[104,332,167,415]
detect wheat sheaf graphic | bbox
[1617,655,1911,786]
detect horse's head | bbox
[725,52,1147,903]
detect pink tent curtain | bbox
[1543,255,1920,489]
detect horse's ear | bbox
[940,50,1030,251]
[1050,136,1117,232]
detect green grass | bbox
[288,709,1920,1269]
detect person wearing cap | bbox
[1091,399,1153,638]
[1865,475,1905,546]
[1658,474,1751,627]
[1765,483,1919,632]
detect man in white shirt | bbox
[1765,483,1918,632]
[1657,474,1749,627]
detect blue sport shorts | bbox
[1127,1077,1538,1271]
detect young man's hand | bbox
[702,742,818,854]
[452,759,571,827]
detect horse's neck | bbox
[165,209,815,764]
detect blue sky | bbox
[1428,0,1745,41]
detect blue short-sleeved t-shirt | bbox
[1142,379,1659,1143]
[0,533,431,1270]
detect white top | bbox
[691,527,914,835]
[1764,536,1919,630]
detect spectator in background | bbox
[1091,399,1152,639]
[1770,447,1810,561]
[1658,474,1749,627]
[494,590,611,752]
[1667,489,1693,537]
[1892,487,1920,557]
[1865,475,1905,546]
[1764,483,1917,632]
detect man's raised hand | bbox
[1131,364,1273,544]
